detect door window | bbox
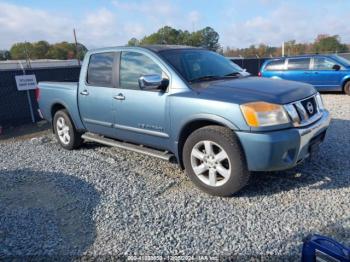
[120,52,163,90]
[287,58,311,70]
[87,52,115,87]
[313,57,342,70]
[265,59,285,71]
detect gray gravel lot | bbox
[0,94,349,260]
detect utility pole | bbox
[22,41,35,123]
[282,42,285,57]
[23,41,32,68]
[73,28,81,66]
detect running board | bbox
[81,133,174,161]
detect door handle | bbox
[113,93,125,100]
[80,90,89,96]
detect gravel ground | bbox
[0,94,349,260]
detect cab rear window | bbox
[265,60,285,71]
[87,52,115,87]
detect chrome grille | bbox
[284,95,323,127]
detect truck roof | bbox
[89,45,203,54]
[142,45,203,53]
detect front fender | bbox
[178,114,239,138]
[172,113,241,164]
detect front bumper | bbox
[236,110,331,172]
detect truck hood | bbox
[191,77,317,104]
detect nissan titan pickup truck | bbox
[37,45,330,196]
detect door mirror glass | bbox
[138,74,169,91]
[332,64,341,71]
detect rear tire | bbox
[344,81,350,95]
[53,109,83,150]
[183,125,250,197]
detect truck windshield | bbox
[160,49,240,83]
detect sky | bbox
[1,0,350,50]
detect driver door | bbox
[113,51,171,149]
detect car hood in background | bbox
[191,77,317,104]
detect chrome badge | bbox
[306,101,314,115]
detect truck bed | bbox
[38,81,85,130]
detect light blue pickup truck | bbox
[37,45,330,196]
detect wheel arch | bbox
[50,102,82,133]
[177,116,238,169]
[342,76,350,93]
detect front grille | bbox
[300,97,317,118]
[284,95,323,127]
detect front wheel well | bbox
[177,120,228,169]
[342,79,350,93]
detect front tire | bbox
[53,109,83,150]
[183,125,250,197]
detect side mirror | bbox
[332,64,341,71]
[138,74,169,91]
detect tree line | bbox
[224,35,349,58]
[1,27,349,61]
[0,41,87,61]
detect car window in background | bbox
[334,55,350,67]
[87,52,115,87]
[313,57,341,70]
[287,58,311,70]
[160,49,240,82]
[120,51,163,90]
[265,59,285,71]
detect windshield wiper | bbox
[189,72,242,83]
[224,71,241,77]
[189,75,222,83]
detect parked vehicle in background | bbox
[260,54,350,95]
[37,45,330,196]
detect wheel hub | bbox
[190,140,231,187]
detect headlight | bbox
[315,93,325,110]
[240,101,290,127]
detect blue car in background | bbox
[260,54,350,95]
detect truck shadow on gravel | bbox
[238,118,350,197]
[0,169,100,258]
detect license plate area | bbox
[309,131,326,156]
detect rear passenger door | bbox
[113,51,171,149]
[78,52,117,137]
[284,57,312,84]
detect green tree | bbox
[198,26,220,51]
[32,40,50,59]
[76,43,88,60]
[47,42,76,59]
[127,26,221,51]
[10,42,34,60]
[127,37,140,46]
[9,41,88,60]
[313,35,348,53]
